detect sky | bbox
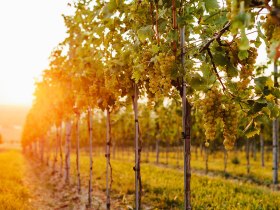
[0,0,72,106]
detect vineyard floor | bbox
[111,147,279,187]
[1,149,280,209]
[24,155,123,210]
[0,149,119,210]
[71,152,280,209]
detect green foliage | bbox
[137,25,154,43]
[22,0,280,159]
[203,0,219,12]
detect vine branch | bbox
[206,48,226,92]
[199,22,231,53]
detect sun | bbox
[0,0,71,106]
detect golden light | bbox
[0,0,73,106]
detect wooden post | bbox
[59,122,63,176]
[273,62,279,186]
[106,108,112,210]
[246,138,250,175]
[65,120,72,184]
[76,113,81,193]
[260,125,265,167]
[224,148,228,175]
[180,26,191,210]
[132,84,141,210]
[88,108,93,207]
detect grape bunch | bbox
[222,102,239,150]
[238,47,258,89]
[262,15,280,42]
[195,87,240,150]
[228,42,239,66]
[196,87,222,145]
[226,42,257,89]
[226,0,239,21]
[147,52,175,98]
[262,14,280,57]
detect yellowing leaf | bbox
[245,129,259,138]
[265,94,275,102]
[265,78,274,90]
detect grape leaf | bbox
[204,0,219,12]
[227,63,238,77]
[213,52,228,66]
[245,127,260,138]
[137,25,153,43]
[238,50,248,60]
[248,102,267,115]
[190,74,208,91]
[267,102,279,119]
[254,76,268,93]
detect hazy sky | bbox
[0,0,72,106]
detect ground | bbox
[0,146,280,209]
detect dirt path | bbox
[22,156,119,210]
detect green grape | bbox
[196,87,222,144]
[222,102,239,150]
[226,0,231,20]
[228,42,239,66]
[271,27,280,41]
[238,47,257,89]
[147,52,175,99]
[262,15,277,42]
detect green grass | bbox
[114,147,276,186]
[68,152,280,209]
[0,150,31,210]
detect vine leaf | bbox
[227,63,238,77]
[213,52,227,66]
[245,127,260,138]
[238,50,248,60]
[190,74,208,91]
[203,0,219,12]
[137,25,154,43]
[267,102,279,119]
[254,76,268,93]
[248,102,267,115]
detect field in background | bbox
[0,105,29,143]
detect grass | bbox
[113,147,276,186]
[0,150,31,210]
[67,151,280,209]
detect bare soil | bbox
[23,156,123,210]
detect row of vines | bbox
[22,0,280,209]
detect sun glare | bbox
[0,0,72,106]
